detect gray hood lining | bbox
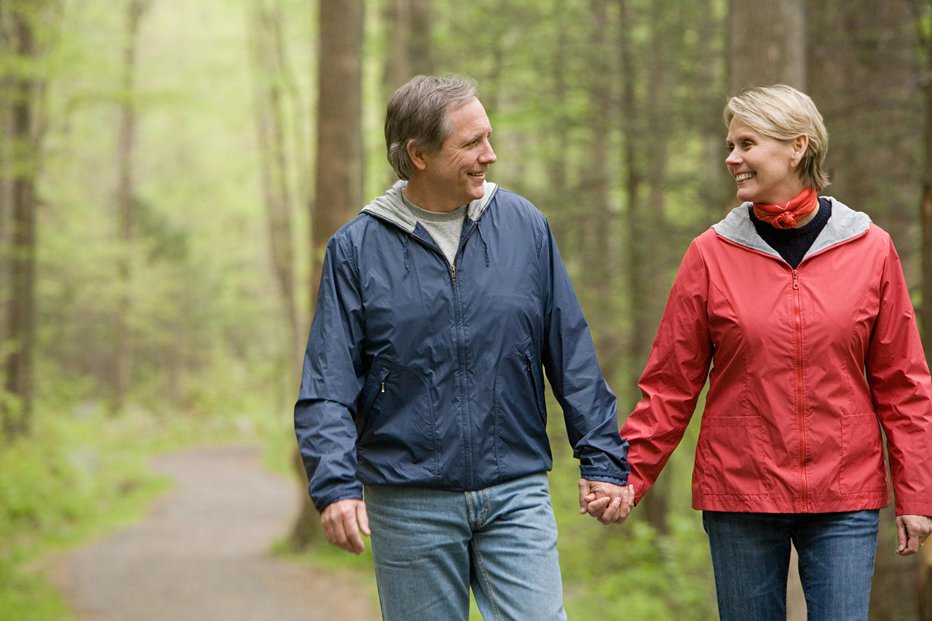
[361,180,499,233]
[711,197,871,261]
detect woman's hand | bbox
[895,514,932,556]
[578,479,636,525]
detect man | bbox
[295,74,632,621]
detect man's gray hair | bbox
[385,75,479,180]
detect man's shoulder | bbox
[487,187,547,224]
[329,211,389,246]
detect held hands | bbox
[895,514,932,556]
[578,479,636,525]
[320,498,370,554]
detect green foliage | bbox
[548,453,717,620]
[0,560,69,621]
[0,411,168,619]
[0,397,286,620]
[0,0,926,618]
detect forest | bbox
[2,0,932,619]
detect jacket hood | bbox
[361,179,499,232]
[712,197,871,260]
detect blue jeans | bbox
[364,474,567,621]
[702,510,879,621]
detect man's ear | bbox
[406,140,429,171]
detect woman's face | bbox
[725,118,805,204]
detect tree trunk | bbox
[248,0,301,382]
[729,0,806,92]
[290,0,364,551]
[0,3,13,383]
[381,0,432,190]
[920,24,932,371]
[383,0,432,93]
[110,0,148,416]
[915,6,932,621]
[920,541,932,621]
[581,0,615,378]
[2,4,37,439]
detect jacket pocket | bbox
[491,348,551,470]
[695,416,772,496]
[356,357,438,477]
[839,414,885,494]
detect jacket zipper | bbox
[792,269,809,509]
[367,211,485,487]
[441,222,477,486]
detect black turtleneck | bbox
[749,197,832,269]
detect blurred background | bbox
[2,0,932,619]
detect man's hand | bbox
[321,498,370,554]
[896,514,932,556]
[578,479,635,525]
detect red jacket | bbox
[621,199,932,516]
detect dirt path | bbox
[47,444,380,621]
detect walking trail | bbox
[47,444,379,621]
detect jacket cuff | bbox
[579,469,628,486]
[312,482,364,513]
[894,499,932,517]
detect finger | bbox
[586,496,611,517]
[601,497,624,523]
[357,501,371,537]
[322,511,350,551]
[896,517,908,555]
[341,508,364,554]
[578,479,591,512]
[596,497,622,524]
[905,526,921,556]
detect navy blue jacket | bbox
[295,181,629,511]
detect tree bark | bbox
[3,4,37,438]
[110,0,148,416]
[729,0,805,92]
[290,0,364,551]
[915,6,932,621]
[383,0,432,94]
[581,0,615,378]
[248,0,301,379]
[0,4,11,362]
[920,541,932,621]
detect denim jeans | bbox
[364,473,567,621]
[702,510,879,621]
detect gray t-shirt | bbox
[401,193,467,266]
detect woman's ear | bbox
[792,135,809,165]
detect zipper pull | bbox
[380,381,385,394]
[450,264,457,283]
[792,270,799,290]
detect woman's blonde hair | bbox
[724,84,830,191]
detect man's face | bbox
[419,97,497,212]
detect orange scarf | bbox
[752,187,818,229]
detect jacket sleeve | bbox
[294,235,367,513]
[866,236,932,517]
[620,239,713,504]
[539,220,630,485]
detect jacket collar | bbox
[361,180,499,233]
[712,196,871,260]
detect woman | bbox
[605,85,932,619]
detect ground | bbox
[46,444,380,621]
